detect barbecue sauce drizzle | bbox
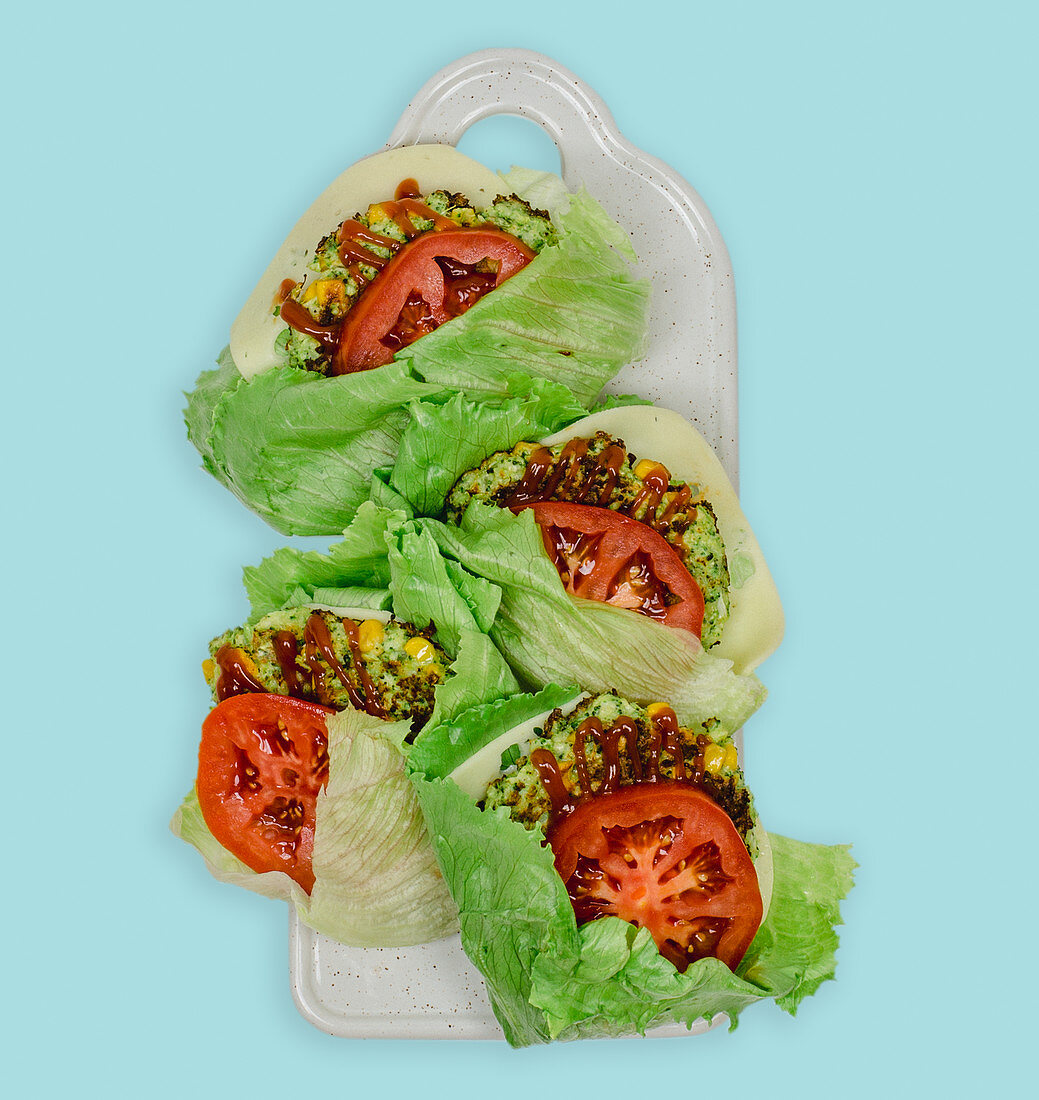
[213,647,266,699]
[506,442,696,533]
[532,707,713,826]
[277,298,341,354]
[214,611,385,718]
[534,708,703,822]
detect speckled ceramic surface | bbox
[385,48,739,483]
[290,920,717,1040]
[289,47,738,1041]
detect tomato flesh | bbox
[379,290,439,353]
[548,782,762,972]
[196,694,333,893]
[333,228,535,373]
[525,502,705,636]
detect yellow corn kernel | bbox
[645,701,670,719]
[702,743,727,774]
[357,619,384,655]
[201,658,215,681]
[404,637,437,664]
[724,744,740,771]
[367,201,394,222]
[628,462,668,484]
[302,278,347,309]
[301,278,324,303]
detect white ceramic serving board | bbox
[289,47,738,1041]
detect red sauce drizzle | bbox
[336,198,459,278]
[214,613,385,718]
[273,631,304,696]
[657,484,693,528]
[534,710,677,824]
[341,618,386,719]
[303,613,386,718]
[214,646,267,701]
[508,445,696,532]
[629,463,670,517]
[506,439,627,510]
[644,707,686,782]
[273,278,297,309]
[532,748,578,817]
[572,719,594,795]
[395,197,458,232]
[337,221,395,271]
[278,298,341,354]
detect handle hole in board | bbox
[455,114,562,179]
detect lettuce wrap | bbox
[384,395,784,675]
[185,149,650,535]
[407,689,856,1046]
[172,503,520,947]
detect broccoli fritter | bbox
[445,432,731,647]
[204,607,445,732]
[482,692,756,850]
[482,194,557,251]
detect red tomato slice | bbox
[333,228,536,373]
[548,781,763,972]
[196,693,334,893]
[524,502,705,636]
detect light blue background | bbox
[5,2,1035,1095]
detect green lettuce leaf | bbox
[384,520,520,729]
[394,191,650,407]
[424,504,767,732]
[408,682,580,780]
[388,382,589,515]
[409,776,573,1045]
[302,709,458,946]
[185,186,648,535]
[369,468,417,516]
[303,586,392,611]
[242,501,404,621]
[241,503,520,729]
[385,521,502,654]
[172,710,458,947]
[421,626,522,742]
[408,742,855,1046]
[185,349,441,535]
[743,833,857,1014]
[183,350,242,482]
